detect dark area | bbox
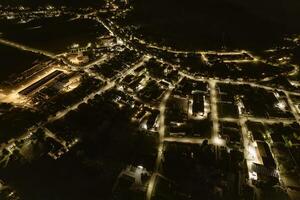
[120,0,300,50]
[0,44,47,83]
[0,16,108,53]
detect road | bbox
[209,80,220,140]
[220,117,296,125]
[179,71,300,96]
[146,88,173,200]
[163,137,207,144]
[285,91,300,124]
[49,56,149,122]
[0,38,56,58]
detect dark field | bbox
[0,44,47,83]
[0,16,108,53]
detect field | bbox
[0,15,108,53]
[119,0,300,51]
[0,44,47,83]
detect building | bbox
[256,141,276,169]
[192,92,205,116]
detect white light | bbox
[213,137,224,146]
[118,85,124,91]
[141,123,148,130]
[249,171,258,180]
[248,145,257,159]
[136,84,144,91]
[72,43,79,48]
[276,101,286,111]
[137,165,143,169]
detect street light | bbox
[249,171,258,181]
[213,136,224,146]
[137,165,143,170]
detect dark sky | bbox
[1,0,299,49]
[130,0,300,31]
[227,0,300,31]
[124,0,300,50]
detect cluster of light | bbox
[0,91,30,107]
[276,101,286,111]
[117,85,124,91]
[68,53,89,65]
[71,43,79,48]
[67,138,79,148]
[62,78,81,93]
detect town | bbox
[0,0,300,200]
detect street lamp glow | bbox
[213,136,224,146]
[249,171,258,181]
[248,146,256,159]
[141,122,148,130]
[137,165,143,169]
[276,101,286,111]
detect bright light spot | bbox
[136,84,144,91]
[213,136,224,146]
[62,79,81,93]
[248,146,257,159]
[71,43,79,48]
[141,122,148,130]
[276,101,286,111]
[118,85,124,91]
[249,171,258,180]
[68,53,89,65]
[137,165,143,169]
[0,91,29,106]
[117,38,124,45]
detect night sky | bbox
[2,0,299,30]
